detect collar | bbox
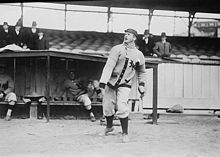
[123,42,136,49]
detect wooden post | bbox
[46,55,50,122]
[13,58,16,91]
[30,102,38,119]
[107,6,111,32]
[152,65,158,125]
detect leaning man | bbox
[99,28,146,143]
[0,63,17,121]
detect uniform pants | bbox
[103,86,131,118]
[4,92,17,103]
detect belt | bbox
[107,82,131,89]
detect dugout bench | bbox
[0,50,159,124]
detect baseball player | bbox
[55,69,96,122]
[99,28,146,143]
[0,62,17,121]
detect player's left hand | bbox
[138,86,145,98]
[0,93,4,99]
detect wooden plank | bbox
[192,65,202,98]
[165,63,175,97]
[183,64,193,98]
[158,63,165,97]
[201,65,210,98]
[219,66,220,97]
[174,64,183,98]
[41,101,102,106]
[210,66,219,98]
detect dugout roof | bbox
[3,0,218,14]
[1,0,220,14]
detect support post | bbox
[107,6,111,32]
[188,12,195,37]
[46,55,50,122]
[13,58,16,91]
[148,9,154,32]
[152,65,158,124]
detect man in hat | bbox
[99,28,146,143]
[36,29,49,50]
[153,32,172,57]
[0,22,13,48]
[24,21,39,50]
[54,69,96,122]
[0,62,17,121]
[138,29,155,56]
[10,20,25,47]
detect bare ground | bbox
[0,114,220,157]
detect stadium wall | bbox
[142,63,220,110]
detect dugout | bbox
[0,49,159,124]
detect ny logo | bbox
[129,60,135,70]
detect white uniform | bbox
[0,74,17,103]
[100,43,146,118]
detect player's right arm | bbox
[99,45,120,89]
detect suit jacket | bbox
[36,36,49,50]
[10,28,25,47]
[0,28,13,48]
[138,35,155,56]
[24,28,39,50]
[153,41,172,57]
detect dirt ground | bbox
[0,114,220,157]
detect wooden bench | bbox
[0,96,103,119]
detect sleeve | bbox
[45,38,49,50]
[136,53,146,87]
[99,46,120,84]
[169,43,172,54]
[153,43,162,57]
[4,76,14,94]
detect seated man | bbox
[0,62,17,121]
[55,69,96,122]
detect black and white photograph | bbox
[0,0,220,157]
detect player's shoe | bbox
[4,116,12,121]
[104,127,114,136]
[122,133,129,143]
[90,115,96,122]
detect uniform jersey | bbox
[63,79,87,99]
[0,74,14,94]
[100,43,146,88]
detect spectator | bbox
[0,62,17,121]
[10,20,25,48]
[54,69,96,122]
[24,21,39,50]
[153,32,172,57]
[0,22,12,48]
[36,29,49,50]
[138,29,155,56]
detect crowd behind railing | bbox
[0,19,49,51]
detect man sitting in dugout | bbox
[0,62,17,121]
[54,69,96,122]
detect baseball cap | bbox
[124,28,138,38]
